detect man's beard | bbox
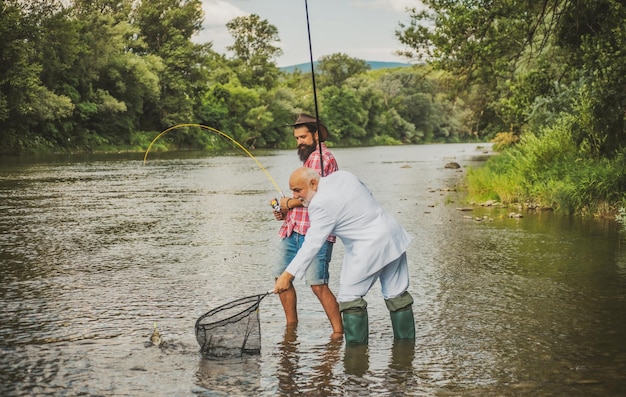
[297,142,317,162]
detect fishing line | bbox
[142,123,283,195]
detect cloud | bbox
[193,0,247,51]
[353,0,427,13]
[193,0,420,65]
[200,0,245,27]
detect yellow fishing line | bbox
[143,123,283,195]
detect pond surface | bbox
[1,144,625,396]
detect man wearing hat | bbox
[272,113,343,337]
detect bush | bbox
[491,131,519,151]
[465,112,626,216]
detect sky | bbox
[194,0,426,67]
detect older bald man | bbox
[274,167,415,345]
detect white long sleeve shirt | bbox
[285,170,412,285]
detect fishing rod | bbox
[142,123,283,196]
[304,0,325,176]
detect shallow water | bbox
[1,144,625,396]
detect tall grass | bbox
[466,113,626,216]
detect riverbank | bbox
[464,126,626,219]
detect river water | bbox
[1,143,625,396]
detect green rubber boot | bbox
[389,306,415,339]
[342,308,369,345]
[340,298,369,345]
[385,292,416,340]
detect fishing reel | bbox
[270,198,281,212]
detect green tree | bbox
[320,85,368,145]
[358,66,466,143]
[226,14,283,90]
[226,14,282,64]
[316,53,370,88]
[262,87,299,148]
[396,1,565,137]
[397,0,626,154]
[0,0,74,153]
[133,0,206,133]
[53,0,167,149]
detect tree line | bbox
[0,0,477,155]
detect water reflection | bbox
[271,324,419,396]
[431,206,626,395]
[309,338,342,396]
[274,324,344,396]
[344,344,369,377]
[386,339,416,393]
[195,356,262,396]
[275,324,300,395]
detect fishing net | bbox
[195,292,270,357]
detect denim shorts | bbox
[273,232,333,286]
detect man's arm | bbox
[283,205,335,279]
[279,196,302,210]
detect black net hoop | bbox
[195,292,269,357]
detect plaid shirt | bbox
[278,143,338,242]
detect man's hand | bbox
[274,271,295,294]
[270,197,288,220]
[273,208,287,220]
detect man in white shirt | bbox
[274,167,415,344]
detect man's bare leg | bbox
[278,282,298,324]
[311,284,343,336]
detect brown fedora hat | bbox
[287,113,329,142]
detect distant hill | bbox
[280,61,412,73]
